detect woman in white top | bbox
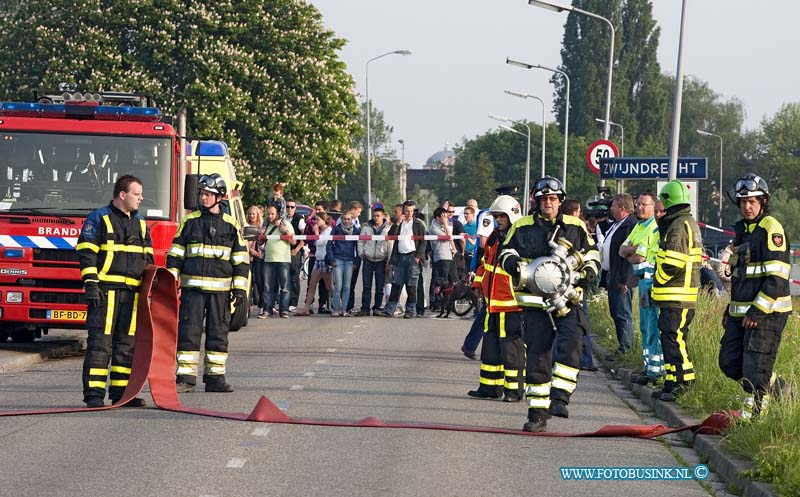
[296,213,334,316]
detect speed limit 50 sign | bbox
[586,139,619,175]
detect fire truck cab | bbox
[0,89,180,342]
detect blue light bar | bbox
[0,102,161,121]
[3,248,24,258]
[93,105,162,121]
[196,140,228,157]
[1,102,66,116]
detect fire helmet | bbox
[489,195,522,224]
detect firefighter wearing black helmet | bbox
[498,176,600,432]
[719,174,791,419]
[167,173,250,393]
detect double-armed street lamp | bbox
[366,50,412,205]
[506,58,570,190]
[489,114,532,214]
[529,0,615,187]
[504,90,546,209]
[594,117,624,157]
[697,129,723,226]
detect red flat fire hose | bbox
[1,266,736,438]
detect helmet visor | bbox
[734,178,764,197]
[198,174,220,195]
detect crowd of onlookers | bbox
[245,182,481,319]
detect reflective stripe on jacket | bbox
[652,206,702,308]
[727,214,792,318]
[498,213,599,309]
[77,203,153,289]
[472,231,520,313]
[623,216,659,278]
[166,210,249,292]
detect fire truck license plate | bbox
[48,310,87,321]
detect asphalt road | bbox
[0,310,714,497]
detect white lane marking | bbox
[226,458,247,468]
[275,400,292,411]
[324,349,336,354]
[289,385,304,391]
[303,372,316,377]
[346,331,354,335]
[359,320,368,323]
[353,325,362,328]
[251,425,272,437]
[336,339,345,343]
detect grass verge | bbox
[587,291,800,497]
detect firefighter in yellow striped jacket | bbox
[467,195,524,402]
[498,177,600,432]
[719,174,791,419]
[77,175,153,408]
[167,174,249,393]
[651,180,703,402]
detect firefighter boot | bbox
[467,386,503,400]
[204,375,234,393]
[548,399,569,418]
[176,381,196,393]
[522,418,548,433]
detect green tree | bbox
[0,0,361,206]
[553,0,669,151]
[754,103,800,196]
[554,0,622,139]
[768,190,800,245]
[336,100,403,207]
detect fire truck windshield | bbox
[0,132,172,218]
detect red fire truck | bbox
[0,90,251,342]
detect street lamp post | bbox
[594,117,623,157]
[504,90,545,206]
[529,0,615,187]
[398,139,406,200]
[366,50,411,205]
[668,0,689,180]
[489,114,532,213]
[506,58,570,190]
[697,129,723,226]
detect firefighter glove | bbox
[85,281,103,308]
[231,289,247,304]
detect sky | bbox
[310,0,799,170]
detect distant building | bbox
[404,146,455,199]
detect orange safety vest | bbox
[472,235,521,313]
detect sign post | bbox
[586,140,619,175]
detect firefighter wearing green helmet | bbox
[651,179,703,402]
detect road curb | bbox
[589,335,778,497]
[0,338,85,374]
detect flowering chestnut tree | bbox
[0,0,361,205]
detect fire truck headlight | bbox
[6,291,22,303]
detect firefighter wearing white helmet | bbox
[466,195,525,401]
[167,173,250,393]
[467,195,521,396]
[719,173,791,419]
[498,176,600,432]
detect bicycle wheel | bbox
[453,298,474,316]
